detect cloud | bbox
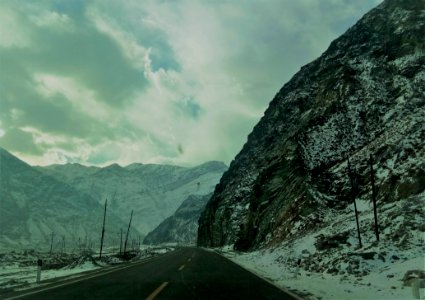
[0,0,382,166]
[87,8,150,69]
[30,10,74,32]
[0,128,43,155]
[33,73,111,121]
[0,4,31,48]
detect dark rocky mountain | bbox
[198,0,424,250]
[143,194,212,245]
[0,148,137,250]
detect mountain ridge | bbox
[144,193,212,245]
[35,156,227,238]
[0,148,137,250]
[198,0,424,250]
[0,148,227,249]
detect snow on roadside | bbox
[30,260,100,282]
[223,192,425,300]
[0,246,174,294]
[0,260,100,293]
[229,251,423,300]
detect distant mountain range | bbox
[0,148,130,251]
[0,148,227,250]
[144,193,212,245]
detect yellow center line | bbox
[178,264,185,271]
[146,282,168,300]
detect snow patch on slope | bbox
[224,192,425,299]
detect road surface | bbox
[4,247,302,300]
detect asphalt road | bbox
[4,248,302,300]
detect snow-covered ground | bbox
[0,260,100,293]
[220,193,425,299]
[0,253,98,294]
[0,246,174,295]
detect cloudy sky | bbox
[0,0,382,167]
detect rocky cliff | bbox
[198,0,424,250]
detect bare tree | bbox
[62,236,66,254]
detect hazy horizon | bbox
[1,146,228,168]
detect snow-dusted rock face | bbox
[37,161,227,237]
[198,0,424,250]
[143,193,212,245]
[0,148,136,251]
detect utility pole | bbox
[120,229,123,255]
[123,210,133,256]
[49,232,54,255]
[99,199,108,259]
[370,154,379,242]
[348,157,362,248]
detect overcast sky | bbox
[0,0,382,167]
